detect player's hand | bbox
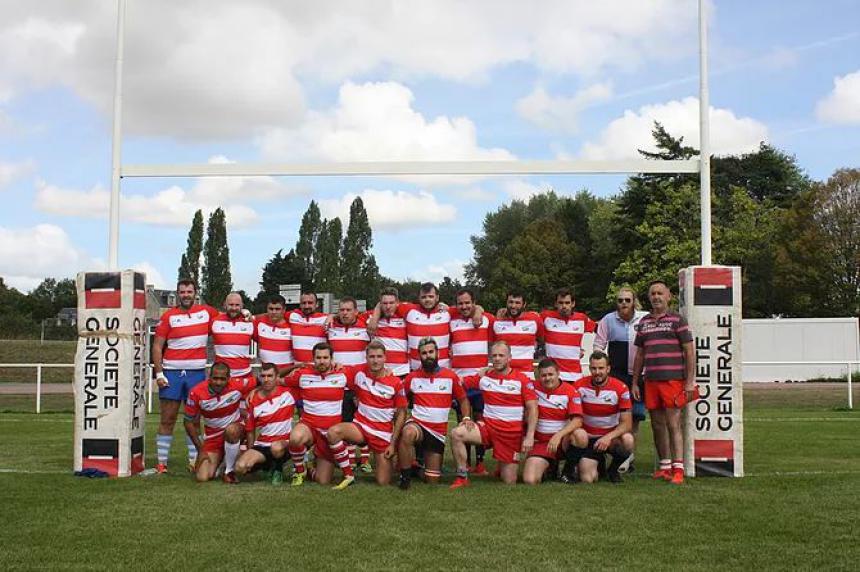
[324,315,334,331]
[383,444,396,459]
[521,435,534,455]
[241,309,252,321]
[684,380,697,403]
[495,308,508,319]
[155,372,169,388]
[382,367,394,377]
[366,317,378,335]
[477,366,491,376]
[460,418,476,431]
[547,433,562,454]
[631,383,641,402]
[594,436,611,452]
[331,361,344,372]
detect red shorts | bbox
[645,379,687,410]
[311,427,335,462]
[528,440,562,461]
[356,422,391,454]
[202,431,225,454]
[477,421,522,464]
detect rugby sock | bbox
[672,460,684,472]
[660,459,672,471]
[359,445,370,465]
[185,434,197,465]
[224,442,240,474]
[330,441,355,477]
[156,434,172,465]
[456,466,469,479]
[289,445,307,474]
[466,445,472,467]
[348,445,357,467]
[563,446,587,477]
[475,445,485,464]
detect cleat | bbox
[270,470,284,486]
[155,463,168,474]
[332,475,355,491]
[291,472,306,487]
[652,469,672,481]
[559,473,578,485]
[398,475,411,490]
[472,462,488,477]
[670,469,685,485]
[358,462,373,474]
[449,476,470,490]
[608,470,623,484]
[222,471,238,485]
[616,453,635,474]
[186,462,196,473]
[493,466,501,479]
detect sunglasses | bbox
[616,298,632,303]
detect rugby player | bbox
[371,287,409,377]
[541,288,597,383]
[522,358,583,485]
[326,341,408,489]
[152,278,218,473]
[397,337,469,489]
[288,291,329,364]
[566,351,634,484]
[492,290,542,379]
[450,341,538,487]
[183,362,257,484]
[253,294,293,375]
[210,292,255,380]
[235,363,295,485]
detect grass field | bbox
[0,339,76,383]
[1,386,858,570]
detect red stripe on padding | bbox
[693,267,732,288]
[131,454,145,474]
[695,439,734,460]
[82,457,119,476]
[85,290,122,309]
[134,292,146,310]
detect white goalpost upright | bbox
[93,0,742,477]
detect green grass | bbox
[1,387,859,570]
[0,339,76,383]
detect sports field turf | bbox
[1,386,858,570]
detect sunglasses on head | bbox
[617,297,632,303]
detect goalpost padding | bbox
[680,265,744,477]
[73,270,148,477]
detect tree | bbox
[26,278,77,321]
[814,168,860,315]
[341,197,381,302]
[177,210,204,284]
[254,248,307,312]
[295,201,322,285]
[201,207,232,306]
[315,218,343,293]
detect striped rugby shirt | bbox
[633,312,693,382]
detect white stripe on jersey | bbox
[483,403,525,421]
[167,334,209,350]
[357,403,395,422]
[302,400,342,417]
[411,404,450,424]
[537,419,566,434]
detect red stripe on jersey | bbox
[244,385,296,446]
[398,303,452,369]
[285,367,355,430]
[211,314,254,376]
[462,369,536,434]
[492,312,542,375]
[404,368,465,441]
[449,313,493,370]
[155,305,217,370]
[254,315,293,368]
[534,381,582,441]
[327,316,370,366]
[288,310,328,364]
[185,377,257,438]
[573,376,631,437]
[352,368,407,442]
[541,310,596,381]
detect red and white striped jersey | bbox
[396,303,452,370]
[155,304,218,370]
[243,385,295,446]
[573,376,631,437]
[449,313,494,377]
[541,310,596,382]
[327,315,371,366]
[253,315,293,368]
[534,381,582,442]
[403,368,465,442]
[185,376,257,439]
[287,310,328,364]
[210,313,255,377]
[374,315,409,376]
[462,369,536,434]
[492,311,542,378]
[284,367,356,430]
[351,367,408,445]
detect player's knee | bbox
[571,429,588,448]
[450,426,466,442]
[327,425,343,443]
[224,423,242,442]
[523,471,541,486]
[271,442,286,458]
[621,433,635,450]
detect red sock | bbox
[331,441,355,477]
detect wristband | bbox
[462,416,472,422]
[156,372,167,380]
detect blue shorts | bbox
[159,369,206,402]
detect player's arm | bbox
[631,346,645,401]
[151,335,169,387]
[183,413,203,452]
[277,363,303,381]
[682,339,696,394]
[547,415,582,454]
[472,304,485,327]
[387,407,407,459]
[453,380,473,427]
[594,411,632,452]
[522,399,538,454]
[593,317,608,352]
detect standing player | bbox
[632,280,695,485]
[326,341,408,489]
[450,341,538,488]
[235,363,296,485]
[373,287,409,377]
[397,337,469,489]
[541,288,596,383]
[151,278,218,473]
[493,290,543,379]
[254,294,293,375]
[567,351,634,484]
[210,292,255,380]
[449,288,494,475]
[183,362,257,483]
[288,291,329,365]
[284,342,355,486]
[522,358,583,485]
[327,296,372,472]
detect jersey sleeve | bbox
[205,305,219,320]
[395,302,418,318]
[393,379,408,408]
[618,384,632,410]
[535,312,546,338]
[593,316,609,351]
[675,314,694,344]
[452,377,468,401]
[154,311,171,338]
[567,387,583,416]
[184,391,200,419]
[243,394,257,432]
[460,374,479,391]
[521,377,537,401]
[633,322,645,347]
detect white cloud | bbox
[0,159,35,189]
[0,224,93,290]
[503,180,554,201]
[319,189,457,230]
[516,83,612,133]
[581,97,768,160]
[816,70,860,125]
[131,261,167,289]
[419,259,467,284]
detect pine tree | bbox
[315,218,343,293]
[177,209,204,285]
[201,207,233,306]
[341,197,381,301]
[295,201,322,285]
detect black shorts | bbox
[251,445,275,471]
[342,390,357,422]
[582,438,607,462]
[409,421,445,455]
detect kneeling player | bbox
[523,358,583,485]
[450,341,538,487]
[184,362,257,484]
[327,341,408,489]
[235,363,296,484]
[565,351,634,484]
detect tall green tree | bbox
[295,201,322,285]
[177,209,204,284]
[254,248,307,312]
[315,218,343,293]
[814,168,860,315]
[341,197,381,301]
[201,207,232,306]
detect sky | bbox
[1,0,858,295]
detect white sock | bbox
[185,434,197,464]
[156,434,172,465]
[224,442,240,474]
